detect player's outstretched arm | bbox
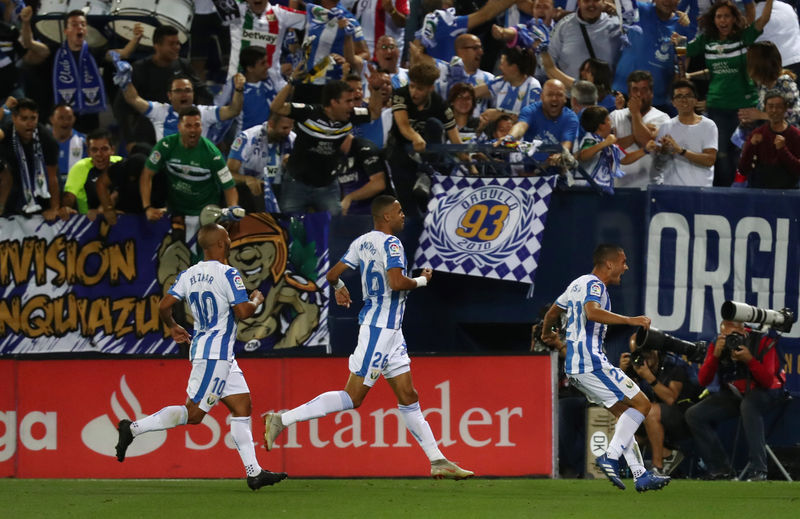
[583,301,651,329]
[159,294,191,343]
[233,290,265,320]
[326,261,353,308]
[387,267,431,291]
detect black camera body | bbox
[530,321,549,353]
[631,348,646,367]
[723,331,748,353]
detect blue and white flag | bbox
[414,174,557,285]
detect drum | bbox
[108,0,193,46]
[36,0,110,48]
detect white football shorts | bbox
[187,358,250,412]
[568,367,641,408]
[349,324,411,387]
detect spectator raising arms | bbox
[685,0,774,186]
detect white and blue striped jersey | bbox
[229,123,295,212]
[390,67,409,89]
[488,76,542,114]
[304,3,365,85]
[56,129,87,184]
[431,59,493,116]
[144,102,222,142]
[555,274,613,375]
[168,260,250,361]
[467,69,495,116]
[341,230,408,329]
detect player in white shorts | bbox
[115,223,287,491]
[542,244,670,492]
[263,195,473,480]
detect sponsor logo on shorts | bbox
[206,394,218,406]
[625,379,634,389]
[369,370,380,380]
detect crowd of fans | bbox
[2,0,800,222]
[0,0,793,481]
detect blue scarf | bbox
[53,41,107,114]
[588,132,625,193]
[13,125,49,214]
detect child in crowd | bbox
[575,106,655,191]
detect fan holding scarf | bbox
[52,9,143,132]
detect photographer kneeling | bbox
[621,340,699,477]
[684,320,785,481]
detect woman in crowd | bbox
[539,53,616,111]
[685,0,774,186]
[739,41,800,129]
[448,83,483,142]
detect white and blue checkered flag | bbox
[414,174,557,285]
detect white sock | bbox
[623,440,646,479]
[606,408,645,460]
[130,405,188,437]
[282,390,353,426]
[230,417,262,477]
[398,402,444,462]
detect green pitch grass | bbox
[2,478,797,518]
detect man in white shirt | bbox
[549,0,622,80]
[610,70,670,188]
[122,74,245,143]
[653,79,718,186]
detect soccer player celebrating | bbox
[115,224,287,491]
[263,195,473,480]
[541,244,670,492]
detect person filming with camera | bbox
[684,319,785,481]
[620,341,699,477]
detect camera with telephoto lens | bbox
[720,301,795,333]
[635,327,707,363]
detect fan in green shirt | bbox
[684,0,774,186]
[141,106,238,219]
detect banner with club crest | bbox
[414,175,557,285]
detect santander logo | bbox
[81,375,167,458]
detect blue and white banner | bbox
[644,186,800,392]
[414,174,557,284]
